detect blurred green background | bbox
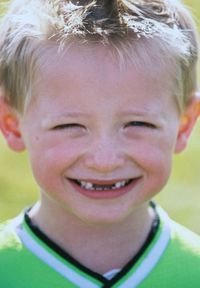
[0,0,200,233]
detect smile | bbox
[70,179,134,191]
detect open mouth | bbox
[69,178,134,191]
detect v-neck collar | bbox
[16,204,170,288]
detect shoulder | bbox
[0,217,26,282]
[0,217,23,252]
[157,204,200,253]
[140,207,200,288]
[0,216,50,287]
[157,206,200,262]
[147,207,200,287]
[0,215,70,288]
[0,216,34,273]
[167,218,200,262]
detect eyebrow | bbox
[118,109,162,117]
[41,112,90,127]
[118,109,167,126]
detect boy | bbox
[0,0,200,287]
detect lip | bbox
[67,177,142,200]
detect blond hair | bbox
[0,0,198,113]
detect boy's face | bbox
[5,44,186,223]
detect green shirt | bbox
[1,206,200,287]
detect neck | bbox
[29,198,155,274]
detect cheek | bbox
[138,144,172,180]
[26,135,84,189]
[127,133,176,186]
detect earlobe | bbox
[0,98,25,152]
[175,93,200,153]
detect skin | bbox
[0,43,200,273]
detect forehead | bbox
[31,41,178,113]
[24,40,182,125]
[34,40,174,88]
[23,40,181,125]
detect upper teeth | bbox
[81,181,93,189]
[78,180,129,190]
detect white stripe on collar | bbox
[14,206,171,288]
[118,207,171,288]
[16,224,101,288]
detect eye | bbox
[125,121,156,129]
[52,123,86,130]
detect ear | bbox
[175,93,200,153]
[0,98,25,152]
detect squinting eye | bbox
[125,121,156,129]
[52,123,85,130]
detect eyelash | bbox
[125,121,156,129]
[52,123,85,130]
[52,121,156,130]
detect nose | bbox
[84,137,125,173]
